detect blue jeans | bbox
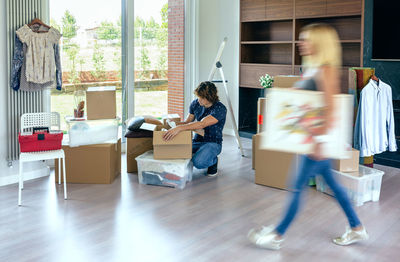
[192,142,222,169]
[275,155,361,235]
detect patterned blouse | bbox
[11,25,62,91]
[16,25,61,84]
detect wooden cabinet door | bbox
[241,0,266,22]
[295,0,326,17]
[266,0,293,19]
[327,0,362,16]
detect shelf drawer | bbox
[240,64,292,88]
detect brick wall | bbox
[168,0,185,119]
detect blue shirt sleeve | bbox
[54,43,62,91]
[210,103,227,122]
[189,99,197,115]
[11,35,24,91]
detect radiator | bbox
[6,0,46,162]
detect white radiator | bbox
[6,0,46,162]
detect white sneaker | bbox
[248,225,283,250]
[333,226,369,246]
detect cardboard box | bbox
[332,149,360,172]
[257,97,267,133]
[86,86,116,120]
[127,137,153,173]
[273,75,301,88]
[153,126,192,159]
[252,134,256,170]
[254,134,299,190]
[55,139,121,184]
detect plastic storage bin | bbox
[136,150,193,189]
[66,117,119,147]
[316,165,384,206]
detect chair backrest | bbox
[20,112,60,133]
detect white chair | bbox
[19,112,67,206]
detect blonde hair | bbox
[301,23,342,68]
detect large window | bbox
[50,0,168,132]
[50,0,122,130]
[134,0,168,117]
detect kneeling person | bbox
[163,81,227,176]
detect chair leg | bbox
[62,157,67,200]
[21,162,24,189]
[58,158,61,185]
[18,161,23,206]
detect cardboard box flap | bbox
[87,86,116,92]
[273,75,301,88]
[153,131,192,145]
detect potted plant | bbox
[259,74,273,89]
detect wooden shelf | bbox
[241,20,293,41]
[239,0,364,134]
[240,63,293,67]
[295,16,362,41]
[241,44,292,64]
[241,41,293,44]
[294,40,361,43]
[340,40,362,43]
[295,13,362,19]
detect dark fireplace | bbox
[374,100,400,168]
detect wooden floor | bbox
[1,136,400,262]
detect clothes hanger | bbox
[371,75,379,86]
[27,17,51,33]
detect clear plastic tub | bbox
[65,117,119,147]
[316,165,385,206]
[136,150,193,189]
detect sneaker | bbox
[333,226,369,246]
[206,158,218,177]
[248,225,283,250]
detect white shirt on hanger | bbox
[354,79,397,157]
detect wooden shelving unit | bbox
[239,0,364,137]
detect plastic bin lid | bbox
[332,165,384,179]
[136,150,192,164]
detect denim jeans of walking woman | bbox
[275,155,361,235]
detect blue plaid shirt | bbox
[189,99,227,144]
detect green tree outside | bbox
[97,20,120,41]
[91,40,106,81]
[60,10,81,84]
[61,10,78,41]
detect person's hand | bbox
[309,142,324,161]
[163,126,182,141]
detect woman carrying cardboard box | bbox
[247,24,369,250]
[164,81,227,176]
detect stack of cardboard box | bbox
[253,75,360,189]
[253,76,301,190]
[56,87,121,184]
[126,114,191,173]
[130,115,194,189]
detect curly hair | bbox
[194,81,219,104]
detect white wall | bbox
[0,0,9,173]
[0,0,49,186]
[195,0,240,136]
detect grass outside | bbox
[51,90,167,131]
